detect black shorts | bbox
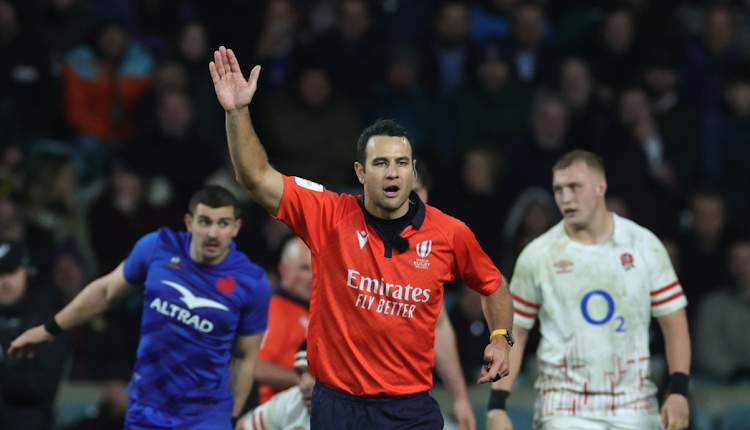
[310,381,444,430]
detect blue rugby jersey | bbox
[122,228,271,415]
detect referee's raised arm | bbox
[210,46,284,215]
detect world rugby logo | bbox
[416,240,432,258]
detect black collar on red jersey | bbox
[358,191,426,231]
[358,192,426,258]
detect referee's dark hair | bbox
[356,119,414,168]
[188,185,242,218]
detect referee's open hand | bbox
[209,46,260,112]
[478,338,510,384]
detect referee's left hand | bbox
[478,338,510,384]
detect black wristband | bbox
[668,372,689,397]
[488,389,510,411]
[43,318,64,336]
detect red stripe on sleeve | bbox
[512,294,540,309]
[251,414,258,430]
[651,291,684,306]
[650,280,680,296]
[514,308,537,318]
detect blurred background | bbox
[1,0,750,429]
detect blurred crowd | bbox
[1,0,750,427]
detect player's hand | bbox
[8,325,54,358]
[661,394,689,430]
[487,409,513,430]
[209,46,261,112]
[478,338,510,384]
[453,396,476,430]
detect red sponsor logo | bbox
[216,275,235,297]
[554,260,574,274]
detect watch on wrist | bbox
[489,329,514,347]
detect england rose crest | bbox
[620,253,634,271]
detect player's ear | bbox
[598,179,608,196]
[354,162,365,184]
[412,161,418,181]
[232,217,242,237]
[184,213,193,232]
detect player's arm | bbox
[210,46,283,215]
[657,309,691,430]
[486,326,530,430]
[8,262,136,358]
[255,359,298,389]
[478,276,513,384]
[230,332,264,422]
[434,306,476,430]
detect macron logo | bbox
[357,230,368,249]
[161,280,229,311]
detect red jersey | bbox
[257,292,310,403]
[273,175,501,396]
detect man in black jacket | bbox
[0,240,69,430]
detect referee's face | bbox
[355,136,415,220]
[185,204,241,264]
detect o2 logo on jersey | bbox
[580,290,626,332]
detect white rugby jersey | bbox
[244,386,310,430]
[510,214,687,420]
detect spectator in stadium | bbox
[63,19,154,145]
[702,63,750,185]
[555,56,610,153]
[679,6,741,113]
[212,47,512,429]
[693,236,750,382]
[311,0,384,102]
[263,64,362,190]
[420,0,479,97]
[581,8,648,93]
[678,188,732,320]
[499,187,558,278]
[0,240,70,430]
[256,235,312,404]
[505,3,558,86]
[642,50,703,190]
[598,87,681,235]
[0,0,59,147]
[446,37,532,162]
[434,146,516,265]
[23,151,96,279]
[9,185,272,429]
[505,93,573,190]
[134,89,220,208]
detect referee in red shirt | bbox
[210,47,514,429]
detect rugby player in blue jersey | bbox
[9,185,272,429]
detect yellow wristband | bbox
[489,329,509,342]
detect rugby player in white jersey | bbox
[487,150,690,430]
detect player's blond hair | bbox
[552,150,606,179]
